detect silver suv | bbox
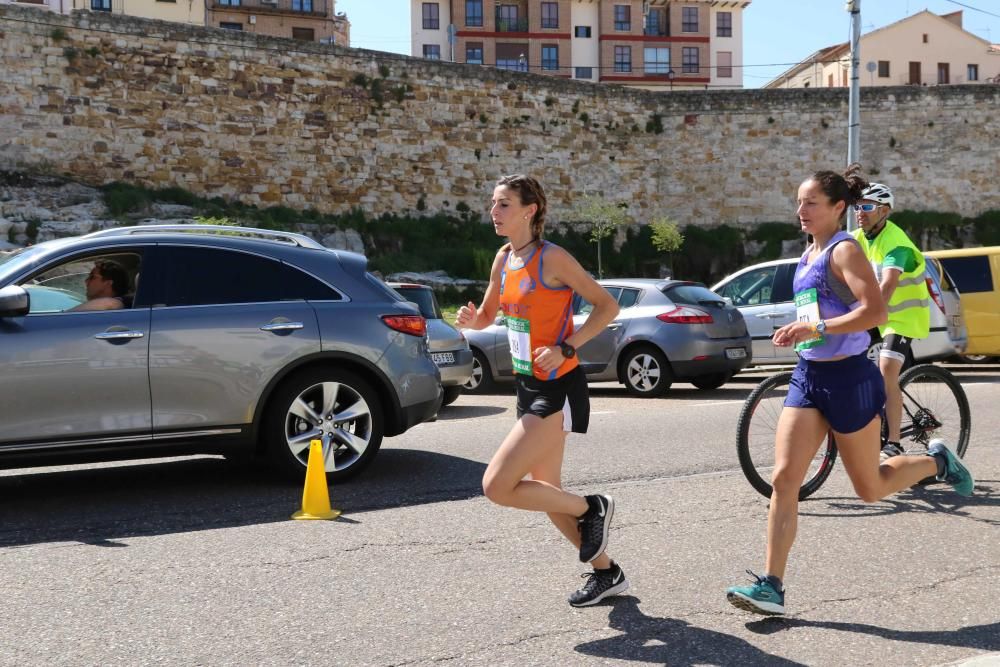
[0,225,442,481]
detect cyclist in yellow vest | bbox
[851,183,930,460]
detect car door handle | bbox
[94,330,145,341]
[755,312,784,319]
[259,321,305,332]
[607,322,623,331]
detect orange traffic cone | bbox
[291,439,341,520]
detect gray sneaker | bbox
[880,442,905,461]
[928,439,974,496]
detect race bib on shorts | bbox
[506,314,533,375]
[793,288,825,352]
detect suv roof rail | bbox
[84,224,327,249]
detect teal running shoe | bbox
[726,570,785,616]
[928,439,974,497]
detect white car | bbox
[711,254,967,367]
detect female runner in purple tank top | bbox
[725,164,974,617]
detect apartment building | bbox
[411,0,750,90]
[206,0,349,43]
[765,10,999,89]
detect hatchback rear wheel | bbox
[463,349,496,394]
[264,367,384,482]
[620,346,672,397]
[690,372,731,391]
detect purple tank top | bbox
[792,231,870,360]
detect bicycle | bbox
[736,363,971,500]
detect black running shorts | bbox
[515,366,590,434]
[880,333,913,364]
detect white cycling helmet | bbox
[861,182,894,209]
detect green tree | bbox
[649,216,684,277]
[573,196,630,278]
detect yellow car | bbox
[926,247,1000,361]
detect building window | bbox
[574,26,592,38]
[717,51,732,78]
[614,5,630,31]
[423,44,441,60]
[497,4,524,32]
[828,73,834,87]
[717,11,731,37]
[466,0,483,27]
[291,0,313,12]
[682,46,699,74]
[878,60,890,77]
[422,3,440,30]
[496,43,527,72]
[292,27,315,40]
[217,0,240,5]
[644,47,669,74]
[90,0,111,10]
[541,45,558,70]
[938,62,950,84]
[614,45,631,73]
[682,6,698,32]
[465,42,483,64]
[575,67,593,79]
[968,64,979,81]
[219,21,242,30]
[541,2,558,29]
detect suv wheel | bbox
[620,346,672,397]
[264,367,384,482]
[441,386,463,406]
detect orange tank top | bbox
[498,241,579,381]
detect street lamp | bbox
[667,69,675,91]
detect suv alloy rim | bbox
[284,381,373,471]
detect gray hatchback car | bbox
[0,225,442,481]
[463,278,751,397]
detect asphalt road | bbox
[1,365,998,666]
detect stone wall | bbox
[1,4,998,229]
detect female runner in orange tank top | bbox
[456,175,628,607]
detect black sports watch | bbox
[559,341,577,359]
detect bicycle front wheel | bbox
[895,364,971,457]
[736,371,838,501]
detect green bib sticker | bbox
[793,288,825,352]
[506,315,533,375]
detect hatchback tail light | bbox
[656,306,714,324]
[925,278,946,314]
[381,314,427,337]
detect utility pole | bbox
[846,0,861,231]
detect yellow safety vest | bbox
[852,221,930,339]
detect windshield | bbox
[393,286,442,319]
[0,244,58,284]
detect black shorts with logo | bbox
[515,366,590,434]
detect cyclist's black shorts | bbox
[880,333,913,364]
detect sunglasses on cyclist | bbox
[853,203,881,212]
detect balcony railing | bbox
[211,0,329,15]
[495,15,529,33]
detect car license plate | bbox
[951,315,962,327]
[431,352,455,365]
[725,347,747,360]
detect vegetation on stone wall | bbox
[95,181,999,297]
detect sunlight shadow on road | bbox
[799,480,999,528]
[575,596,806,666]
[747,617,1000,654]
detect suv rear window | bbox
[394,286,441,319]
[937,256,993,294]
[663,282,726,307]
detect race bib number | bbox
[506,315,533,375]
[793,288,825,352]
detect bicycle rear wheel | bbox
[736,371,838,500]
[893,364,971,457]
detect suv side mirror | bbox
[0,285,29,317]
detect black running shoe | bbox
[568,563,629,607]
[578,494,614,563]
